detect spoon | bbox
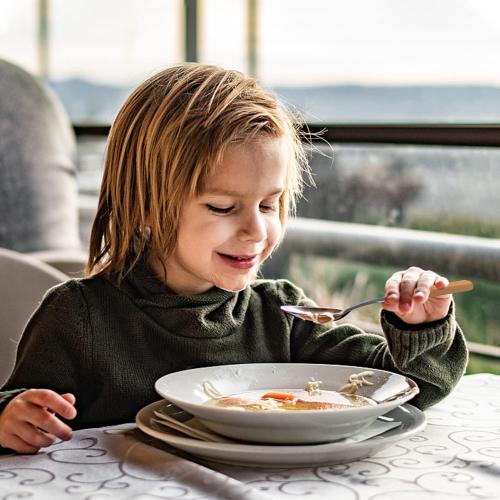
[280,279,474,324]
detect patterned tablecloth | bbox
[0,373,499,499]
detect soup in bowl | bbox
[154,363,419,444]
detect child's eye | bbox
[260,204,277,212]
[207,204,234,214]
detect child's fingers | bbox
[384,271,403,302]
[1,433,39,454]
[398,267,423,307]
[0,390,76,453]
[61,393,76,405]
[385,267,418,312]
[23,404,73,441]
[15,420,57,449]
[413,271,441,301]
[24,389,77,420]
[433,275,450,290]
[384,267,447,311]
[414,273,450,302]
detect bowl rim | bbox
[154,363,419,416]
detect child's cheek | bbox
[265,218,282,257]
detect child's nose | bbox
[238,210,267,242]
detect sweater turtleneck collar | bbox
[104,255,256,339]
[116,254,244,308]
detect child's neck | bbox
[147,253,214,296]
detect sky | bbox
[1,0,500,87]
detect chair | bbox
[0,247,69,386]
[0,57,80,253]
[27,249,88,278]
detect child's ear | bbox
[143,215,153,237]
[136,220,152,241]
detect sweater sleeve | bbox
[276,280,468,410]
[0,280,94,420]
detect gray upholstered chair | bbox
[0,247,68,386]
[0,57,80,253]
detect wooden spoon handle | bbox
[429,279,474,297]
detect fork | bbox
[152,401,233,442]
[280,279,473,324]
[151,401,401,444]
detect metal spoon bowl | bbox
[281,279,474,324]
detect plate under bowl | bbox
[154,363,419,444]
[136,401,426,467]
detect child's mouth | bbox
[217,253,258,269]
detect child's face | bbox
[164,136,288,295]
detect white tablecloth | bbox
[1,373,499,499]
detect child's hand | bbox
[0,389,77,454]
[382,267,451,325]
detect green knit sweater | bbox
[0,260,468,429]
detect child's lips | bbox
[217,253,259,269]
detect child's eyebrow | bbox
[204,188,284,197]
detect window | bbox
[202,0,246,73]
[1,0,499,372]
[0,0,182,124]
[0,0,38,74]
[257,0,500,123]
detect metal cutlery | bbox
[152,402,233,442]
[150,400,401,444]
[281,279,474,324]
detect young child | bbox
[0,63,468,454]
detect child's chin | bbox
[217,284,249,293]
[216,280,250,293]
[212,268,259,293]
[215,277,253,293]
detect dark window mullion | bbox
[305,124,500,148]
[73,124,500,148]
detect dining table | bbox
[0,372,499,499]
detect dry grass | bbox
[288,255,381,325]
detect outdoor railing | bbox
[265,218,500,282]
[263,217,500,360]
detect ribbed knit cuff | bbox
[381,304,454,366]
[0,388,26,414]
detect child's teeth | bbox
[226,254,251,261]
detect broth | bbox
[204,389,376,411]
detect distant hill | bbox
[50,78,500,124]
[273,85,500,123]
[50,79,132,124]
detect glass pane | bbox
[49,0,181,123]
[0,0,38,75]
[202,0,246,73]
[286,255,500,375]
[76,136,106,245]
[259,0,500,123]
[299,144,500,236]
[272,143,500,374]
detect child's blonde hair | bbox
[87,63,308,278]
